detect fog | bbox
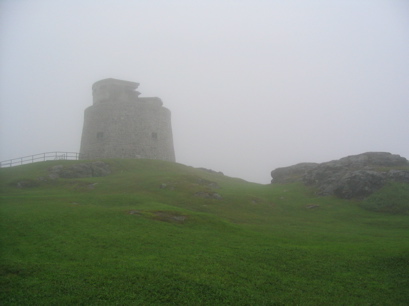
[1,0,408,183]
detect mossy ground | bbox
[1,159,408,305]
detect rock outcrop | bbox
[49,161,111,179]
[270,163,318,184]
[271,152,409,199]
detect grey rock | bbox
[271,163,318,183]
[271,152,409,199]
[49,161,111,179]
[49,165,63,179]
[387,170,409,183]
[333,171,386,199]
[335,152,408,168]
[196,178,220,189]
[194,191,222,200]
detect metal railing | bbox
[0,152,86,168]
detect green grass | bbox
[361,182,409,215]
[1,159,409,305]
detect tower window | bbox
[152,132,158,140]
[97,132,104,140]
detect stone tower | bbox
[80,78,175,162]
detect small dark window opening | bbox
[97,132,104,140]
[152,132,158,140]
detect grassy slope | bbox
[1,159,408,305]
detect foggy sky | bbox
[1,0,408,183]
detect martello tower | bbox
[80,78,175,162]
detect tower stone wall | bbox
[80,78,175,162]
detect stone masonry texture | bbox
[80,78,176,162]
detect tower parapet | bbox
[80,78,175,162]
[92,78,141,105]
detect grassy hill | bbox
[1,159,408,305]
